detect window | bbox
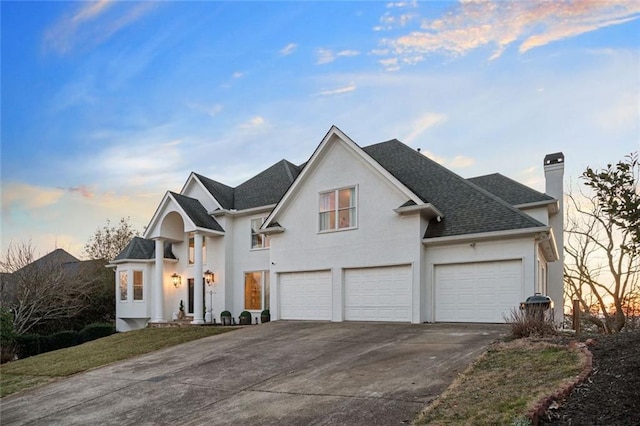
[119,271,128,301]
[188,234,206,265]
[244,271,270,311]
[251,217,270,249]
[319,186,356,232]
[133,271,143,301]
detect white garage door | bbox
[344,265,412,322]
[435,260,522,323]
[279,270,332,320]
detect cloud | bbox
[67,186,94,198]
[420,151,475,170]
[232,71,244,79]
[187,102,223,118]
[378,0,640,65]
[404,112,447,142]
[43,1,157,55]
[316,48,361,64]
[280,43,298,56]
[2,183,65,211]
[240,116,267,129]
[316,84,357,96]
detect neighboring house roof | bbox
[169,192,225,232]
[114,237,176,261]
[362,140,546,239]
[467,173,555,206]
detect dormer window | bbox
[319,186,357,232]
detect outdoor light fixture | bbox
[205,270,215,285]
[171,273,182,288]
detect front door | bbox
[188,278,205,314]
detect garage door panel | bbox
[280,271,331,320]
[345,265,411,322]
[435,260,522,323]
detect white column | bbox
[191,233,204,324]
[152,238,165,322]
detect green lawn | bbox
[414,339,585,425]
[0,326,237,397]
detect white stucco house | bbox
[112,126,564,332]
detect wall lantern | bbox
[171,273,182,288]
[204,270,215,286]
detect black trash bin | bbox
[519,293,554,321]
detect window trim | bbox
[188,234,207,265]
[250,217,271,250]
[243,270,270,312]
[132,270,144,302]
[119,270,128,302]
[318,185,358,233]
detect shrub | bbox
[505,307,557,339]
[0,308,17,363]
[239,311,251,318]
[220,310,232,317]
[48,330,80,351]
[80,323,115,343]
[15,333,41,358]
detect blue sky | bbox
[2,0,639,259]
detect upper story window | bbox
[319,186,357,232]
[251,217,270,249]
[133,270,144,301]
[188,234,206,265]
[119,271,128,301]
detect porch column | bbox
[191,233,204,324]
[152,238,165,322]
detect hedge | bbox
[79,323,115,343]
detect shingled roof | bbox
[170,192,224,232]
[467,173,554,206]
[114,237,176,261]
[195,160,302,212]
[362,140,546,239]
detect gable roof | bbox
[234,160,302,210]
[361,140,546,239]
[169,192,224,232]
[194,160,302,212]
[194,173,235,210]
[467,173,555,206]
[113,237,176,262]
[263,126,428,229]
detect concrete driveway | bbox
[1,321,506,425]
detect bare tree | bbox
[564,190,640,333]
[0,241,96,335]
[84,217,140,262]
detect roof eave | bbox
[515,199,559,214]
[210,204,276,217]
[422,226,552,246]
[257,226,285,235]
[394,203,444,220]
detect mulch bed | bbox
[541,331,640,425]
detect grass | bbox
[0,326,237,398]
[414,339,585,426]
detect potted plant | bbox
[239,311,252,325]
[220,310,232,326]
[261,309,270,323]
[177,300,185,320]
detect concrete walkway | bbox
[1,321,506,425]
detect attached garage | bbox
[279,270,332,320]
[435,260,523,323]
[344,264,412,322]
